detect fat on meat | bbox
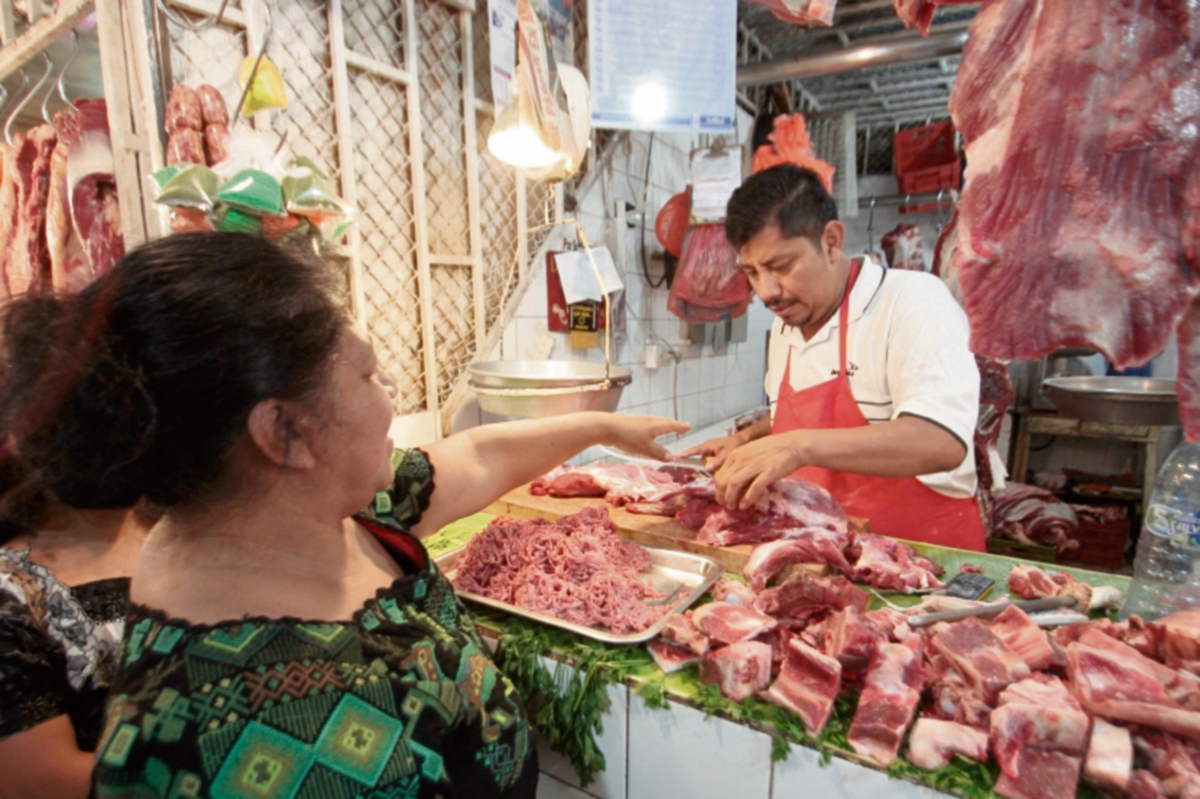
[1155,608,1200,668]
[698,640,773,703]
[990,677,1089,799]
[989,604,1058,671]
[822,607,890,673]
[45,134,85,292]
[1008,564,1092,611]
[906,717,989,771]
[658,612,711,655]
[762,639,842,735]
[742,532,852,591]
[1133,730,1200,798]
[847,641,926,766]
[0,143,14,298]
[690,601,776,646]
[847,531,944,592]
[709,577,758,607]
[60,100,122,279]
[680,475,849,538]
[1084,719,1133,794]
[646,638,699,674]
[530,463,694,505]
[930,616,1030,704]
[933,0,1200,440]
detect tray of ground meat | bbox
[439,506,721,644]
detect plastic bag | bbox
[667,224,751,323]
[154,164,222,211]
[751,113,836,192]
[215,169,285,217]
[236,55,288,117]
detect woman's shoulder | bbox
[362,448,436,530]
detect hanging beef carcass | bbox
[900,0,1200,439]
[6,126,58,296]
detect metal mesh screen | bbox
[808,111,858,218]
[268,1,339,182]
[432,265,474,402]
[166,7,246,107]
[477,114,521,332]
[344,0,407,71]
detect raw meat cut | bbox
[742,533,851,591]
[196,84,227,126]
[990,484,1080,554]
[989,605,1058,671]
[44,133,82,291]
[452,507,668,634]
[990,677,1089,799]
[690,601,776,646]
[822,607,889,673]
[678,475,848,537]
[754,569,868,623]
[62,100,122,279]
[881,223,925,271]
[906,718,989,771]
[1155,608,1200,669]
[930,616,1030,704]
[1084,719,1133,794]
[934,0,1200,440]
[529,463,695,505]
[975,355,1014,495]
[7,126,58,296]
[847,531,944,592]
[709,577,758,607]
[658,613,710,655]
[164,84,202,134]
[0,143,15,299]
[1007,564,1092,611]
[698,640,772,703]
[762,638,842,735]
[625,494,691,516]
[1129,770,1169,799]
[1067,638,1200,739]
[745,0,835,26]
[847,641,925,766]
[646,638,698,674]
[926,650,993,728]
[1133,730,1200,798]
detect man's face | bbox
[737,220,843,331]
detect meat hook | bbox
[52,27,87,113]
[5,53,52,145]
[0,69,29,146]
[39,30,80,124]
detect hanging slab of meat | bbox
[1067,637,1200,740]
[989,677,1089,799]
[742,532,852,590]
[988,605,1059,671]
[7,126,58,297]
[761,638,842,735]
[1084,719,1133,794]
[45,128,87,291]
[821,607,890,673]
[906,717,989,771]
[698,640,772,703]
[0,142,14,299]
[930,616,1031,704]
[880,223,925,271]
[753,569,869,623]
[646,638,699,674]
[690,601,776,646]
[847,641,926,766]
[846,531,944,592]
[933,0,1200,439]
[67,100,122,277]
[892,0,974,36]
[658,612,711,654]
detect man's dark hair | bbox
[725,164,838,250]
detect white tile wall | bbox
[537,773,597,799]
[626,694,773,799]
[535,676,629,799]
[771,744,949,799]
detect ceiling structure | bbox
[736,0,977,133]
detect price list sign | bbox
[588,0,736,134]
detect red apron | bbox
[772,261,986,552]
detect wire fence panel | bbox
[344,0,407,72]
[350,69,425,414]
[477,114,521,332]
[431,264,474,403]
[165,8,246,111]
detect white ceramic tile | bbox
[534,659,629,799]
[771,743,948,799]
[537,772,597,799]
[502,326,518,361]
[627,695,772,799]
[517,266,549,319]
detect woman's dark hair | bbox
[0,455,50,544]
[725,164,839,250]
[0,232,349,509]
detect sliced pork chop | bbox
[906,718,989,771]
[761,638,842,736]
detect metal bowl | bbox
[468,360,632,418]
[1041,376,1179,426]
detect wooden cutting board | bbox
[484,485,869,574]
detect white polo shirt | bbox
[764,258,980,498]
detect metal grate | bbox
[808,110,858,218]
[267,1,339,183]
[344,0,406,71]
[477,114,521,332]
[432,265,474,402]
[166,7,246,112]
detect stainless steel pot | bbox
[467,360,632,418]
[1041,376,1179,426]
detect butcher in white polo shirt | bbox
[681,164,985,551]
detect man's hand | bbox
[712,432,806,510]
[676,434,739,472]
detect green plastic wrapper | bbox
[215,169,285,216]
[149,164,182,190]
[282,157,353,218]
[215,207,262,235]
[154,164,222,211]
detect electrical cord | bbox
[641,133,670,289]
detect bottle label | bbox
[1145,504,1200,544]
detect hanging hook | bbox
[40,30,80,124]
[866,196,878,257]
[6,53,52,145]
[0,70,29,145]
[53,28,86,111]
[935,187,947,229]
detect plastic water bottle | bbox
[1121,441,1200,620]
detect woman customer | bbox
[0,457,148,799]
[0,232,685,798]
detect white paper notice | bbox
[588,0,736,133]
[690,146,743,223]
[554,247,624,304]
[488,0,574,111]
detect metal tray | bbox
[435,544,722,645]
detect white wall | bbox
[467,117,775,451]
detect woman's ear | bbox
[246,400,317,469]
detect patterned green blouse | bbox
[89,449,537,799]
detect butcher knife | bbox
[905,595,1077,628]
